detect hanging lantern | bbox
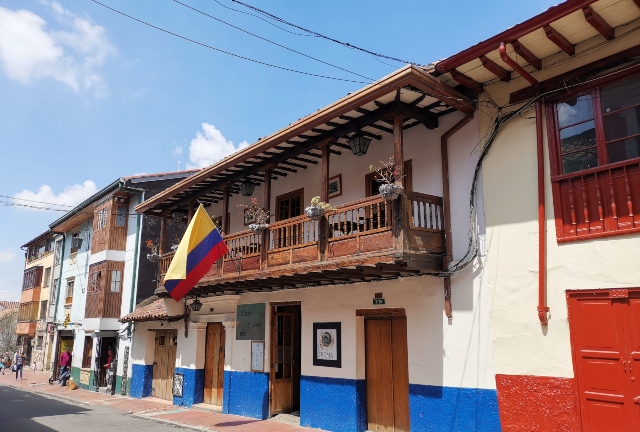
[171,210,186,223]
[239,179,256,197]
[71,237,83,250]
[190,297,202,312]
[347,134,372,156]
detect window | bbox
[65,278,75,303]
[43,267,51,287]
[22,267,42,290]
[276,189,303,221]
[96,206,108,230]
[82,336,93,368]
[549,73,640,241]
[52,278,59,298]
[110,270,121,292]
[39,300,47,320]
[54,240,62,265]
[116,205,127,227]
[88,271,100,294]
[36,336,43,349]
[365,160,413,197]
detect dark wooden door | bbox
[152,330,177,401]
[271,311,298,414]
[204,323,225,406]
[569,290,640,431]
[365,317,410,432]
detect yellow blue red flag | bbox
[164,204,228,301]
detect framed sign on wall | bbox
[251,341,265,372]
[236,303,266,340]
[328,174,342,199]
[313,322,341,368]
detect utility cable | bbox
[172,0,374,81]
[212,0,311,36]
[231,0,428,67]
[89,0,375,85]
[0,194,75,208]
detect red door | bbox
[568,289,640,431]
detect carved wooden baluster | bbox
[609,170,618,224]
[594,172,603,221]
[568,179,576,227]
[423,201,428,228]
[415,199,421,228]
[428,202,433,229]
[624,166,633,217]
[581,176,589,224]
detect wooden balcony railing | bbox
[158,193,445,286]
[85,291,122,318]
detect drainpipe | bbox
[52,234,66,324]
[498,42,538,86]
[127,193,142,336]
[441,114,474,319]
[536,101,549,326]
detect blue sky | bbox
[0,0,557,300]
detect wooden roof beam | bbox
[583,6,614,40]
[511,40,542,70]
[292,156,318,165]
[479,55,511,81]
[449,69,483,93]
[543,24,575,55]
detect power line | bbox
[172,0,374,81]
[230,0,428,67]
[0,194,75,208]
[212,0,311,37]
[89,0,375,85]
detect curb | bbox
[130,413,215,432]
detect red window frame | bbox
[547,67,640,242]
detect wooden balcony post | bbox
[261,167,273,270]
[319,141,331,261]
[222,185,230,235]
[393,115,406,252]
[159,214,167,255]
[187,200,194,223]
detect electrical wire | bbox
[0,194,75,208]
[89,0,376,85]
[230,0,428,67]
[212,0,311,36]
[172,0,375,81]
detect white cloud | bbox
[0,2,116,96]
[0,249,16,263]
[13,180,98,210]
[186,123,250,169]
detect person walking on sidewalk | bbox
[0,352,6,375]
[58,348,72,385]
[14,352,23,380]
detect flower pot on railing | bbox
[379,183,403,201]
[170,244,179,252]
[147,253,160,262]
[249,223,269,233]
[305,206,325,221]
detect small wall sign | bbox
[251,341,265,372]
[236,303,266,340]
[373,292,385,305]
[313,322,341,368]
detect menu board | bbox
[236,303,265,340]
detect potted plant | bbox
[305,196,335,221]
[146,239,160,262]
[370,157,404,201]
[238,198,272,233]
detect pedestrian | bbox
[14,351,23,380]
[58,347,72,386]
[104,349,113,386]
[0,352,6,375]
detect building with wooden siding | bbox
[17,231,58,369]
[48,171,197,395]
[124,1,640,430]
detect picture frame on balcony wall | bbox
[328,174,342,199]
[313,322,341,368]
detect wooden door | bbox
[271,312,296,414]
[365,317,410,432]
[568,290,640,431]
[203,323,225,406]
[152,330,177,401]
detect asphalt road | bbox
[0,386,186,431]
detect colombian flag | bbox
[164,204,228,301]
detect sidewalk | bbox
[0,369,321,432]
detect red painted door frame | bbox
[567,288,640,432]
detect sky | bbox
[0,0,559,300]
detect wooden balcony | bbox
[159,193,444,295]
[85,291,122,319]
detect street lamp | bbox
[239,179,256,197]
[347,134,372,156]
[190,297,202,312]
[171,210,186,223]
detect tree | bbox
[0,309,18,355]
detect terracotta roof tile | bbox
[120,299,170,323]
[0,301,19,310]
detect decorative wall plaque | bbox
[173,372,184,397]
[251,341,265,372]
[313,322,341,368]
[236,303,265,340]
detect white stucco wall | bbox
[479,24,640,378]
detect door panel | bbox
[204,323,225,406]
[569,292,640,431]
[152,330,177,401]
[365,318,410,432]
[271,311,296,414]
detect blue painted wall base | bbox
[130,364,153,398]
[300,376,366,432]
[409,384,501,432]
[173,367,204,407]
[223,371,269,419]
